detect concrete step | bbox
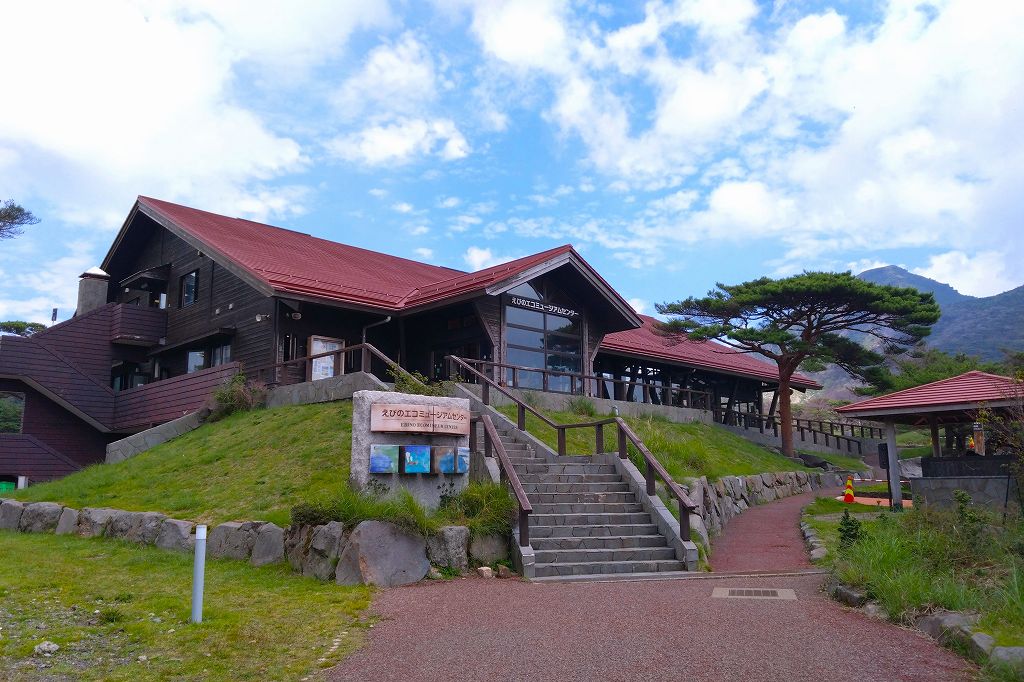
[530,512,652,526]
[517,473,623,484]
[531,571,693,583]
[533,559,686,578]
[529,523,660,539]
[531,502,645,515]
[531,535,669,551]
[513,463,617,475]
[526,491,637,504]
[523,482,631,494]
[534,546,678,564]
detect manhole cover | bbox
[711,587,797,600]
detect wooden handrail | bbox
[715,407,866,455]
[450,355,697,542]
[247,342,430,391]
[475,414,532,547]
[453,358,713,410]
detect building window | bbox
[0,391,25,434]
[186,350,206,374]
[504,281,582,392]
[179,270,199,307]
[212,343,232,367]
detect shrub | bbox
[97,607,125,624]
[565,396,597,417]
[209,374,266,421]
[838,509,864,549]
[388,367,454,397]
[437,483,516,537]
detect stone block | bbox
[335,520,429,587]
[208,521,264,560]
[831,584,867,607]
[285,525,313,572]
[470,533,508,564]
[77,508,118,537]
[55,507,79,535]
[990,647,1024,673]
[809,547,827,561]
[303,521,346,580]
[477,566,494,579]
[0,499,25,530]
[968,632,995,659]
[105,510,142,539]
[125,512,168,544]
[251,523,285,567]
[19,502,63,533]
[155,519,195,552]
[917,611,979,643]
[427,525,469,572]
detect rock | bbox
[335,520,429,587]
[968,631,996,659]
[207,521,264,560]
[0,499,26,530]
[33,641,59,656]
[831,584,867,607]
[302,522,346,580]
[428,566,443,580]
[427,525,469,572]
[862,602,887,619]
[990,647,1024,672]
[125,512,168,544]
[688,513,710,548]
[497,565,513,579]
[284,525,313,572]
[916,611,979,643]
[250,523,285,567]
[809,547,827,561]
[476,566,494,578]
[19,502,63,533]
[105,510,143,539]
[469,534,507,564]
[155,519,195,552]
[55,507,79,535]
[77,508,118,537]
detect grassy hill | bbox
[493,405,859,481]
[13,402,354,526]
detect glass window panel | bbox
[507,347,545,370]
[546,334,581,355]
[546,314,580,335]
[548,374,573,394]
[212,344,232,367]
[508,282,542,299]
[507,368,544,390]
[186,350,206,374]
[546,353,581,373]
[0,392,25,434]
[505,305,544,329]
[180,271,198,307]
[507,326,545,350]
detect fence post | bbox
[678,500,691,542]
[557,428,567,457]
[469,420,477,453]
[646,460,656,496]
[361,346,370,373]
[519,508,530,547]
[595,423,604,454]
[617,426,628,459]
[517,404,526,430]
[484,426,492,459]
[482,381,490,406]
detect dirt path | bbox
[329,488,973,682]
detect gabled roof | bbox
[600,316,822,389]
[120,198,640,327]
[837,370,1020,418]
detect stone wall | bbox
[682,470,846,547]
[910,475,1020,513]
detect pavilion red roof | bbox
[601,316,822,389]
[837,371,1020,416]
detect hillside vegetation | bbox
[494,404,825,482]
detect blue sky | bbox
[2,0,1023,324]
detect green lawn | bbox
[0,532,371,681]
[495,405,817,481]
[13,402,353,526]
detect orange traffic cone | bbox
[843,477,855,504]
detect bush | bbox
[437,483,516,537]
[388,367,454,397]
[838,509,864,549]
[209,374,266,421]
[565,396,597,417]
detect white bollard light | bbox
[191,524,207,624]
[16,476,28,489]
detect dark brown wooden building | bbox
[0,196,819,484]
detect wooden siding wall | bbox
[0,435,82,482]
[111,304,167,343]
[0,378,109,471]
[32,304,116,381]
[113,362,238,431]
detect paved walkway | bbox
[329,489,974,682]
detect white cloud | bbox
[469,0,572,73]
[392,202,414,214]
[463,246,520,271]
[334,32,439,119]
[369,188,388,198]
[408,225,430,236]
[627,297,647,315]
[0,239,95,322]
[438,196,461,209]
[414,247,434,260]
[913,251,1018,298]
[327,118,470,165]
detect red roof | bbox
[601,316,821,389]
[837,371,1019,416]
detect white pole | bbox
[191,525,207,624]
[16,476,28,489]
[885,420,903,510]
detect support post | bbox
[617,426,628,459]
[191,525,207,624]
[930,418,941,458]
[595,423,604,454]
[678,500,691,541]
[557,429,566,457]
[885,420,903,510]
[517,405,526,430]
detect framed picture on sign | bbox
[309,335,344,380]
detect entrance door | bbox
[432,342,480,381]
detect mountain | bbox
[857,265,1024,362]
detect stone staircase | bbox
[489,423,688,580]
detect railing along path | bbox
[714,408,868,454]
[470,413,533,547]
[249,342,428,389]
[449,355,698,544]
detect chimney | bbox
[76,267,110,316]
